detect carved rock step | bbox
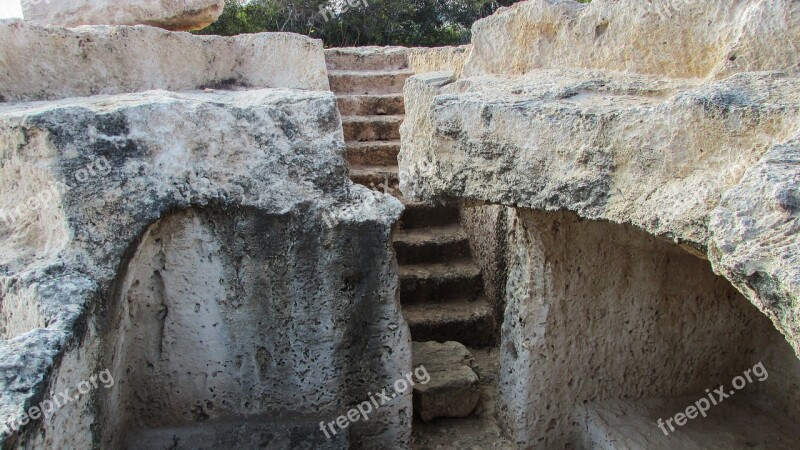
[400,259,483,303]
[337,94,405,116]
[398,201,460,229]
[393,224,472,265]
[404,297,494,347]
[328,69,413,95]
[411,348,514,449]
[345,140,400,167]
[342,115,403,142]
[349,165,399,196]
[412,341,481,422]
[325,48,409,71]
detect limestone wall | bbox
[97,206,407,449]
[325,45,471,77]
[460,202,514,339]
[0,20,330,103]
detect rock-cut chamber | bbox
[91,207,404,449]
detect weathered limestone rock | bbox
[0,89,410,448]
[398,0,800,448]
[0,20,330,103]
[325,46,409,71]
[412,341,480,421]
[22,0,225,31]
[464,0,800,79]
[401,70,800,248]
[460,202,513,337]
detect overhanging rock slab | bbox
[400,69,800,354]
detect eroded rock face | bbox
[22,0,225,31]
[0,20,330,103]
[577,396,800,449]
[0,89,410,448]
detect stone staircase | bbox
[325,49,508,447]
[325,48,495,349]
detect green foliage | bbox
[196,0,520,47]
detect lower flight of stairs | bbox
[396,203,494,348]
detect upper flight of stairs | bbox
[325,48,495,348]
